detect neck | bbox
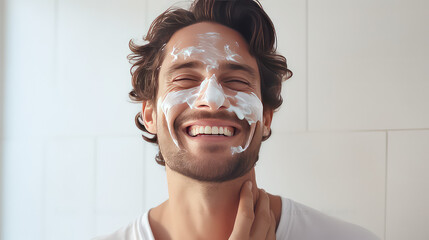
[151,167,258,240]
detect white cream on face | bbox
[159,32,263,155]
[170,32,241,72]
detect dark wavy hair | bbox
[128,0,292,165]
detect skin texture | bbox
[141,22,281,240]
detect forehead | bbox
[162,22,256,67]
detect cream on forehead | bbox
[170,32,241,72]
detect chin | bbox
[164,142,261,183]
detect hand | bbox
[229,181,276,240]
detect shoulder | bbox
[91,212,154,240]
[277,198,380,240]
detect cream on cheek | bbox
[159,32,263,155]
[227,91,262,154]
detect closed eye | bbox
[172,77,200,88]
[223,79,252,91]
[173,78,198,82]
[225,79,250,85]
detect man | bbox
[95,0,380,239]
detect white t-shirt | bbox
[93,197,380,240]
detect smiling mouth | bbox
[187,125,236,137]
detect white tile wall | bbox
[3,0,56,139]
[2,0,429,240]
[1,139,44,240]
[143,143,168,212]
[95,136,145,235]
[2,0,56,239]
[44,138,96,240]
[386,130,429,240]
[146,0,192,30]
[53,0,146,136]
[0,0,4,124]
[257,131,386,238]
[308,0,429,131]
[263,0,308,132]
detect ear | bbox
[141,101,157,134]
[262,108,274,137]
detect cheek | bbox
[160,103,188,127]
[156,103,188,148]
[227,92,263,125]
[158,87,198,147]
[160,87,198,125]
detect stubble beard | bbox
[161,140,262,182]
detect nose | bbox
[194,75,230,110]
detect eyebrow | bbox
[219,62,257,79]
[166,61,204,78]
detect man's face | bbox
[144,22,272,182]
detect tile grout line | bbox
[305,0,309,131]
[144,0,149,37]
[142,0,149,213]
[384,131,388,240]
[41,140,47,240]
[276,128,429,135]
[93,137,98,236]
[53,0,59,85]
[142,141,147,212]
[42,0,58,234]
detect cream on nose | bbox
[196,75,227,110]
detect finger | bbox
[229,181,254,239]
[250,189,271,239]
[266,210,277,240]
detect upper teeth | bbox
[189,126,234,137]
